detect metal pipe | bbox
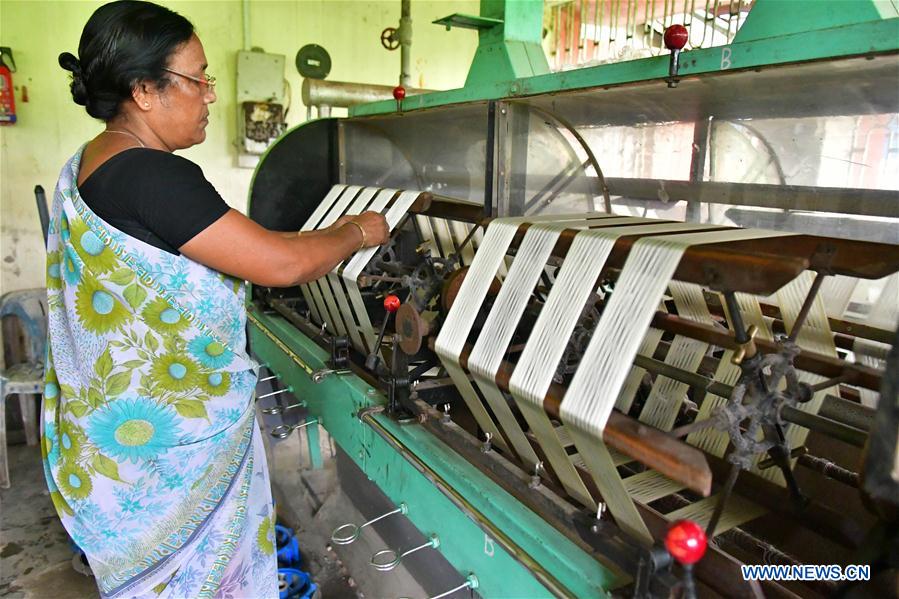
[788,271,827,343]
[242,0,250,51]
[820,394,873,432]
[797,453,860,488]
[301,79,433,109]
[399,0,412,87]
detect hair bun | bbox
[58,52,82,75]
[59,51,89,107]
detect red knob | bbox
[665,520,707,565]
[384,294,401,313]
[664,25,689,51]
[392,85,406,101]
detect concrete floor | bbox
[1,401,451,599]
[0,442,98,599]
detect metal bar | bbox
[523,159,588,213]
[629,351,869,447]
[705,462,741,537]
[301,79,434,108]
[685,119,711,222]
[724,291,750,344]
[517,102,612,212]
[780,406,867,448]
[705,295,896,346]
[604,177,899,219]
[484,101,497,218]
[703,452,866,551]
[399,0,412,87]
[650,312,883,391]
[796,453,859,488]
[819,394,873,432]
[787,271,827,343]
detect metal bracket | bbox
[312,368,351,384]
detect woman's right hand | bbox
[348,211,390,248]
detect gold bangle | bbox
[345,220,366,250]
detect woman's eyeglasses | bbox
[163,67,216,90]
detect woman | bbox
[42,1,388,597]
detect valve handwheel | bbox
[381,27,400,51]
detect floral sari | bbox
[41,148,278,598]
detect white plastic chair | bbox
[0,288,47,488]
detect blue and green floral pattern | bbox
[41,148,277,598]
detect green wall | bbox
[0,0,479,294]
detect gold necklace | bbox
[104,129,146,148]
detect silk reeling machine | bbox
[247,1,899,596]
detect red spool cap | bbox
[384,294,401,313]
[664,24,689,51]
[392,85,406,101]
[665,520,707,565]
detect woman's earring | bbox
[144,102,150,107]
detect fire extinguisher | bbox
[0,47,17,125]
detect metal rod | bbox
[518,103,611,212]
[426,574,479,599]
[261,401,305,415]
[257,387,292,400]
[399,0,412,87]
[270,418,319,439]
[807,374,851,394]
[788,271,827,343]
[258,374,280,382]
[780,406,867,447]
[650,312,883,391]
[484,101,497,218]
[723,291,749,344]
[454,221,482,258]
[797,454,860,488]
[705,462,740,537]
[757,446,807,470]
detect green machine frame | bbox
[248,1,899,595]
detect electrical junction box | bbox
[236,49,286,168]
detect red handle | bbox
[384,294,401,313]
